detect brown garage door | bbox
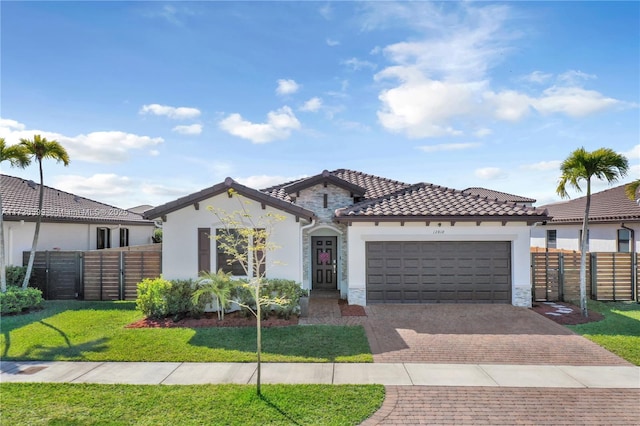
[366,241,511,303]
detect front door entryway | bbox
[312,236,337,290]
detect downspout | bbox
[299,218,316,290]
[621,223,637,302]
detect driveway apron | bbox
[360,304,636,425]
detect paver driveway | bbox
[363,304,631,365]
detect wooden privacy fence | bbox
[532,252,639,303]
[24,250,161,301]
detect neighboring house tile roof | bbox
[336,183,548,223]
[463,187,536,204]
[540,184,640,224]
[1,174,153,225]
[262,168,410,201]
[144,177,316,222]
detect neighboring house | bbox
[463,187,536,207]
[531,184,640,253]
[145,169,549,307]
[1,174,156,266]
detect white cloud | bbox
[149,149,160,156]
[520,160,562,171]
[55,173,134,200]
[417,143,481,153]
[557,70,596,85]
[474,128,492,137]
[140,103,201,119]
[376,68,479,138]
[0,119,164,163]
[300,97,323,112]
[484,90,532,121]
[237,174,306,190]
[475,167,507,180]
[0,118,25,131]
[532,86,620,117]
[172,124,203,135]
[326,38,340,46]
[219,106,301,143]
[622,144,640,160]
[520,71,553,84]
[343,57,377,71]
[276,79,300,96]
[319,3,333,20]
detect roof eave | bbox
[334,215,550,226]
[144,178,316,222]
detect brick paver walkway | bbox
[362,387,640,425]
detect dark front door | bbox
[312,236,337,290]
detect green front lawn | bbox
[0,301,372,363]
[1,383,385,426]
[568,300,640,365]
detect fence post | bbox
[558,253,565,302]
[612,253,617,302]
[590,253,597,300]
[633,253,638,303]
[119,252,125,301]
[531,253,536,303]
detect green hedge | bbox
[136,277,304,320]
[0,286,44,315]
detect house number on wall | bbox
[433,230,445,234]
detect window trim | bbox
[617,228,631,253]
[97,227,111,250]
[119,227,129,248]
[546,230,557,249]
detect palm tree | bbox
[0,138,32,292]
[625,179,640,203]
[19,135,70,289]
[556,147,629,317]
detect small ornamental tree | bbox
[210,189,287,396]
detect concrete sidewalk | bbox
[2,361,638,388]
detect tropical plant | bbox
[19,135,70,289]
[210,189,288,396]
[0,138,32,293]
[192,269,234,320]
[625,179,640,203]
[556,147,629,317]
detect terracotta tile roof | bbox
[262,168,410,201]
[540,184,640,224]
[1,174,152,225]
[463,187,536,203]
[336,183,549,223]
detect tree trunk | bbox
[256,281,262,397]
[22,160,44,289]
[579,179,592,318]
[0,191,6,292]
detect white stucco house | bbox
[531,184,640,253]
[1,174,156,266]
[145,169,549,307]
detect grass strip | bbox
[1,383,385,426]
[568,300,640,365]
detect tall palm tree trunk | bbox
[0,192,6,292]
[579,179,591,318]
[22,161,44,289]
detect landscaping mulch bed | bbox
[339,299,367,316]
[126,311,299,329]
[530,302,604,325]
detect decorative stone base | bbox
[513,286,532,307]
[348,287,366,306]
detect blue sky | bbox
[1,1,638,209]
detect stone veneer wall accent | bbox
[513,286,531,307]
[295,184,352,295]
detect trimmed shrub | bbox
[0,286,44,315]
[265,278,303,319]
[136,277,200,319]
[6,266,27,287]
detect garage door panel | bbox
[366,241,511,304]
